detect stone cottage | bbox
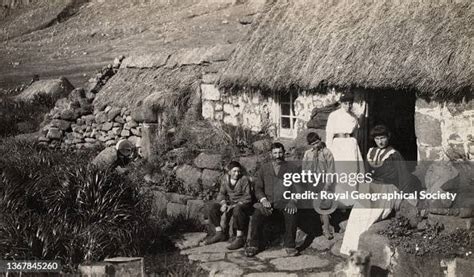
[199,0,473,164]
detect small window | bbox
[279,91,297,138]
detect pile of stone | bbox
[40,102,142,150]
[37,55,143,149]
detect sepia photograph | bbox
[0,0,473,276]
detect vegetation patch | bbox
[379,216,473,258]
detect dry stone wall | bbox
[38,56,143,150]
[202,85,366,139]
[150,150,264,220]
[415,98,474,161]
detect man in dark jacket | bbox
[245,142,300,257]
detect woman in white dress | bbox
[325,93,365,208]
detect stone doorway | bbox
[366,90,418,171]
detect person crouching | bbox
[205,161,253,250]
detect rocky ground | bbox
[174,232,346,276]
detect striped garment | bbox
[367,146,396,168]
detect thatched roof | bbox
[219,0,473,100]
[94,44,236,110]
[93,66,201,111]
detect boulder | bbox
[78,104,93,116]
[15,77,74,104]
[84,138,96,143]
[120,129,130,137]
[166,193,193,205]
[176,165,202,191]
[441,258,474,277]
[151,191,168,217]
[415,113,442,147]
[128,136,141,147]
[130,127,141,136]
[187,199,205,220]
[425,162,459,211]
[194,153,223,170]
[95,111,108,124]
[83,114,96,125]
[46,127,62,140]
[50,119,71,131]
[111,127,121,136]
[310,235,335,251]
[166,202,187,218]
[102,122,114,131]
[427,214,472,232]
[201,169,221,189]
[92,147,117,169]
[106,140,116,147]
[175,232,207,250]
[107,107,122,121]
[115,116,125,124]
[68,88,86,102]
[60,109,77,121]
[124,120,138,129]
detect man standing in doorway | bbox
[245,142,300,257]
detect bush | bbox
[0,94,56,137]
[0,139,152,271]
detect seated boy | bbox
[205,161,253,250]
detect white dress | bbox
[325,108,365,207]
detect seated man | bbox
[205,161,253,250]
[245,142,300,257]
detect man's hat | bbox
[313,197,338,215]
[116,139,134,157]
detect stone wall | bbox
[38,56,143,151]
[415,99,474,161]
[149,149,263,220]
[201,84,366,139]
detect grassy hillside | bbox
[0,0,263,90]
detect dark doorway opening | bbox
[367,90,417,171]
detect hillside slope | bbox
[0,0,266,90]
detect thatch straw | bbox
[219,0,473,100]
[94,66,201,111]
